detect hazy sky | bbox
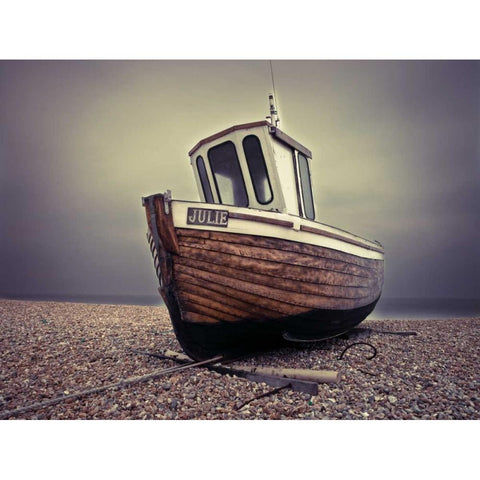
[1,60,479,300]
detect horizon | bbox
[2,293,479,301]
[2,293,479,319]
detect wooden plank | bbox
[177,237,376,279]
[176,278,284,320]
[173,262,378,310]
[145,204,172,286]
[178,239,375,280]
[179,296,239,323]
[152,195,179,254]
[159,350,320,395]
[175,253,374,298]
[174,270,307,316]
[176,228,382,269]
[180,290,255,321]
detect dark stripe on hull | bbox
[163,283,379,360]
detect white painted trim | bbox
[171,201,384,260]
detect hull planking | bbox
[143,193,384,360]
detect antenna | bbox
[266,60,280,128]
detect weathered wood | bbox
[232,365,340,384]
[177,241,375,282]
[177,279,280,320]
[174,262,378,311]
[177,229,384,304]
[141,349,319,395]
[237,375,317,397]
[180,290,259,321]
[163,350,209,362]
[162,350,338,384]
[176,246,375,292]
[177,228,382,269]
[153,194,179,254]
[177,236,376,275]
[146,208,171,287]
[143,196,383,358]
[174,269,308,317]
[179,294,241,323]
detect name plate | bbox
[187,207,229,227]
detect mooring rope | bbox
[338,342,378,361]
[235,383,291,411]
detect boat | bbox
[142,95,384,360]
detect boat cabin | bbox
[189,120,317,221]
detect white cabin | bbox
[189,120,317,221]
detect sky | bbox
[1,60,479,301]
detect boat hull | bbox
[162,283,379,360]
[143,193,384,360]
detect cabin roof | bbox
[188,120,312,158]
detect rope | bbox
[338,341,378,376]
[338,342,377,361]
[235,383,291,411]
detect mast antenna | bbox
[266,60,280,128]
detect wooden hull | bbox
[143,193,384,360]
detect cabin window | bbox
[196,156,214,203]
[298,152,315,220]
[208,141,248,207]
[243,135,273,204]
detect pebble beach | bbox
[1,299,479,420]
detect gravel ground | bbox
[0,299,479,420]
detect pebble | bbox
[0,300,479,420]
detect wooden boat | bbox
[142,97,384,360]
